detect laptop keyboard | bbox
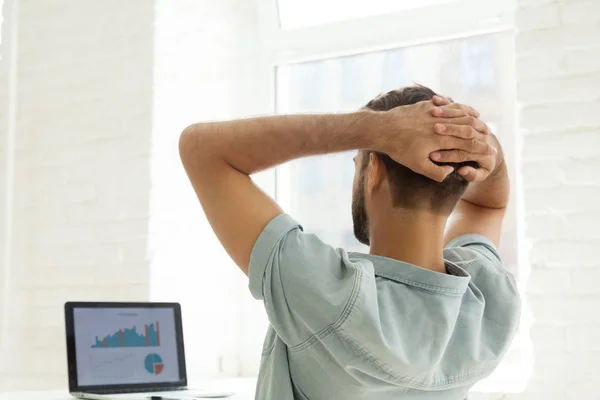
[93,386,188,395]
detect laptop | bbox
[65,302,233,399]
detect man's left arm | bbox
[179,112,376,274]
[178,103,495,275]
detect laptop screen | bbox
[65,303,186,391]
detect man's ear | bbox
[367,153,387,193]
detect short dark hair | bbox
[361,85,477,215]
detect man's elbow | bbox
[179,124,215,167]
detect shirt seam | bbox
[336,329,498,389]
[374,270,466,297]
[447,234,494,249]
[261,332,276,356]
[288,265,363,353]
[458,259,484,272]
[251,217,300,300]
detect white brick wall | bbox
[0,0,264,390]
[512,0,600,398]
[0,0,154,390]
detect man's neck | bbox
[368,209,448,274]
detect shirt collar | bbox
[348,252,471,296]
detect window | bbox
[272,32,530,391]
[276,32,519,274]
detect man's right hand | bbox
[427,95,500,182]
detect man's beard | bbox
[352,176,370,246]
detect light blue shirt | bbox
[249,214,521,400]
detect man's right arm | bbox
[443,134,509,247]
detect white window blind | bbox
[277,0,455,30]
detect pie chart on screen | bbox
[144,353,164,375]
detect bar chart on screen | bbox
[91,321,161,348]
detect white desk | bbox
[0,378,256,400]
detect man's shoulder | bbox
[443,235,520,328]
[443,233,503,269]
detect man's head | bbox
[351,85,477,245]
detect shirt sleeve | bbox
[445,234,503,263]
[444,235,521,342]
[248,214,361,349]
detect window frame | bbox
[257,0,515,66]
[239,0,531,393]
